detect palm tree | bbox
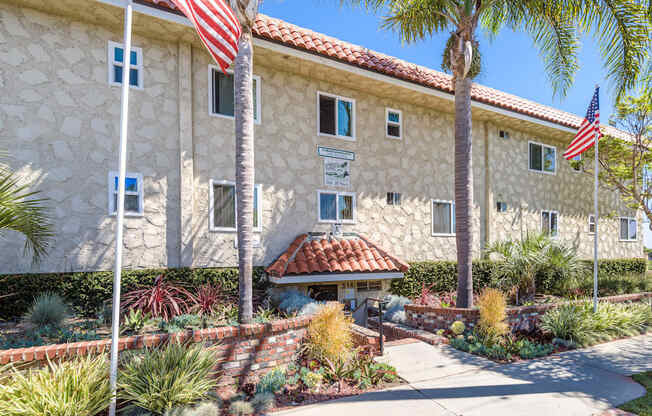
[348,0,650,307]
[230,0,260,324]
[0,152,53,264]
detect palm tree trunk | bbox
[454,76,474,308]
[234,30,254,324]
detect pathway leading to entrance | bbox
[273,334,651,416]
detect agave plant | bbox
[122,275,195,321]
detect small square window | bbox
[499,130,510,139]
[386,108,402,139]
[318,191,356,223]
[619,217,637,241]
[432,200,455,235]
[529,141,556,174]
[210,180,262,232]
[318,92,355,139]
[209,66,261,123]
[541,210,558,237]
[588,215,596,234]
[496,202,507,212]
[387,192,402,206]
[108,41,143,88]
[108,172,143,216]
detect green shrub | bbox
[118,342,219,414]
[166,401,221,416]
[256,367,286,394]
[250,392,275,413]
[228,400,254,416]
[122,309,150,335]
[0,355,111,416]
[540,301,652,347]
[450,321,465,335]
[390,258,646,299]
[23,292,70,328]
[0,267,267,320]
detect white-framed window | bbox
[108,41,143,89]
[570,153,582,172]
[619,217,637,241]
[318,190,356,223]
[431,199,455,236]
[317,92,355,140]
[541,210,559,237]
[209,180,262,232]
[529,141,556,174]
[387,192,402,206]
[357,280,382,291]
[588,214,596,234]
[108,171,143,216]
[386,108,402,139]
[208,66,261,124]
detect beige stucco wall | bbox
[0,2,643,274]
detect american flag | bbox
[564,87,602,160]
[170,0,242,72]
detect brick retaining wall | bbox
[0,316,312,385]
[406,292,652,333]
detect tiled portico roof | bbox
[134,0,613,133]
[266,234,410,278]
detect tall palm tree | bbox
[348,0,650,307]
[230,0,260,324]
[0,152,53,264]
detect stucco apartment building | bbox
[0,0,643,278]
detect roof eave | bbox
[269,272,404,285]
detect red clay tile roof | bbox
[266,234,410,278]
[136,0,622,135]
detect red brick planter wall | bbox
[405,292,652,334]
[0,316,313,385]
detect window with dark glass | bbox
[318,93,354,138]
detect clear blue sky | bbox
[260,0,617,120]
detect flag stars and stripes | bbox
[170,0,241,73]
[564,87,601,160]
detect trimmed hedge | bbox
[391,258,647,299]
[0,267,267,320]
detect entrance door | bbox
[307,285,338,302]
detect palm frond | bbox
[374,0,455,44]
[0,162,53,263]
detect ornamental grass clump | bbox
[24,292,69,328]
[476,288,509,346]
[0,355,111,416]
[303,302,353,363]
[118,342,219,414]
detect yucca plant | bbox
[24,292,70,328]
[118,342,219,414]
[0,355,111,416]
[122,275,195,321]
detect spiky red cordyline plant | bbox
[414,282,437,306]
[192,283,226,317]
[121,274,195,321]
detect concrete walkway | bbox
[273,335,651,416]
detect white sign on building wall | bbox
[324,157,350,187]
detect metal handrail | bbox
[350,297,386,355]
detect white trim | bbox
[209,180,262,232]
[108,41,143,90]
[588,214,596,235]
[92,0,587,136]
[317,190,356,224]
[618,216,638,241]
[385,107,402,140]
[317,91,356,141]
[208,65,261,124]
[431,199,455,236]
[269,272,404,285]
[541,210,559,238]
[528,140,557,175]
[108,171,144,217]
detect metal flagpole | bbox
[109,1,134,415]
[593,85,599,313]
